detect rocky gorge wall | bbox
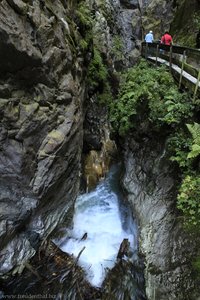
[122,136,200,300]
[0,0,89,277]
[0,0,146,281]
[1,1,200,299]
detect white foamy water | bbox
[58,165,137,287]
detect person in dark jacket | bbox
[161,31,173,45]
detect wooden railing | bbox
[141,42,200,100]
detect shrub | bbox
[111,35,124,60]
[167,130,192,169]
[186,122,200,159]
[109,60,194,135]
[76,2,93,29]
[177,174,200,227]
[87,48,108,90]
[75,1,93,52]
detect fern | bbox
[167,131,192,169]
[177,175,200,227]
[110,59,194,135]
[186,123,200,159]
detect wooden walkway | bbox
[141,42,200,99]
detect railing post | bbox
[193,69,200,101]
[179,50,186,89]
[169,45,172,72]
[145,42,148,59]
[141,42,144,57]
[155,44,159,66]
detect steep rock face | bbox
[123,137,199,300]
[139,0,175,39]
[138,0,200,46]
[0,0,88,276]
[89,0,141,67]
[170,0,200,47]
[90,0,177,67]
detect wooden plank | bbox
[141,42,200,96]
[171,57,199,78]
[147,56,200,91]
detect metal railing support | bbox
[179,50,186,88]
[193,69,200,101]
[145,42,148,59]
[141,42,200,98]
[169,45,172,72]
[155,44,159,66]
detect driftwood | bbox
[117,238,130,260]
[24,262,42,281]
[74,246,86,265]
[2,240,101,300]
[80,232,88,241]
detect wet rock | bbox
[139,0,174,38]
[0,1,42,75]
[90,0,141,68]
[123,137,200,299]
[6,0,28,15]
[102,257,146,300]
[1,241,102,299]
[83,99,107,152]
[84,150,104,191]
[0,84,12,98]
[0,235,36,276]
[0,0,88,277]
[120,0,139,9]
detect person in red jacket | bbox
[161,31,173,45]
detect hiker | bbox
[161,31,173,45]
[145,30,154,56]
[145,30,154,43]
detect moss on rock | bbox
[170,0,200,47]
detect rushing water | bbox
[1,164,145,300]
[55,164,138,287]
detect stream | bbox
[1,164,146,300]
[55,164,138,287]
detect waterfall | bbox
[55,164,138,287]
[2,164,146,300]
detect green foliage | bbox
[171,1,200,47]
[87,47,113,105]
[178,11,200,47]
[177,174,200,227]
[79,38,88,50]
[109,77,138,135]
[167,124,200,230]
[186,123,200,159]
[110,60,194,135]
[167,131,192,169]
[74,1,93,52]
[193,256,200,276]
[96,0,115,28]
[111,35,124,60]
[87,48,108,90]
[98,82,113,104]
[149,91,193,125]
[76,2,93,29]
